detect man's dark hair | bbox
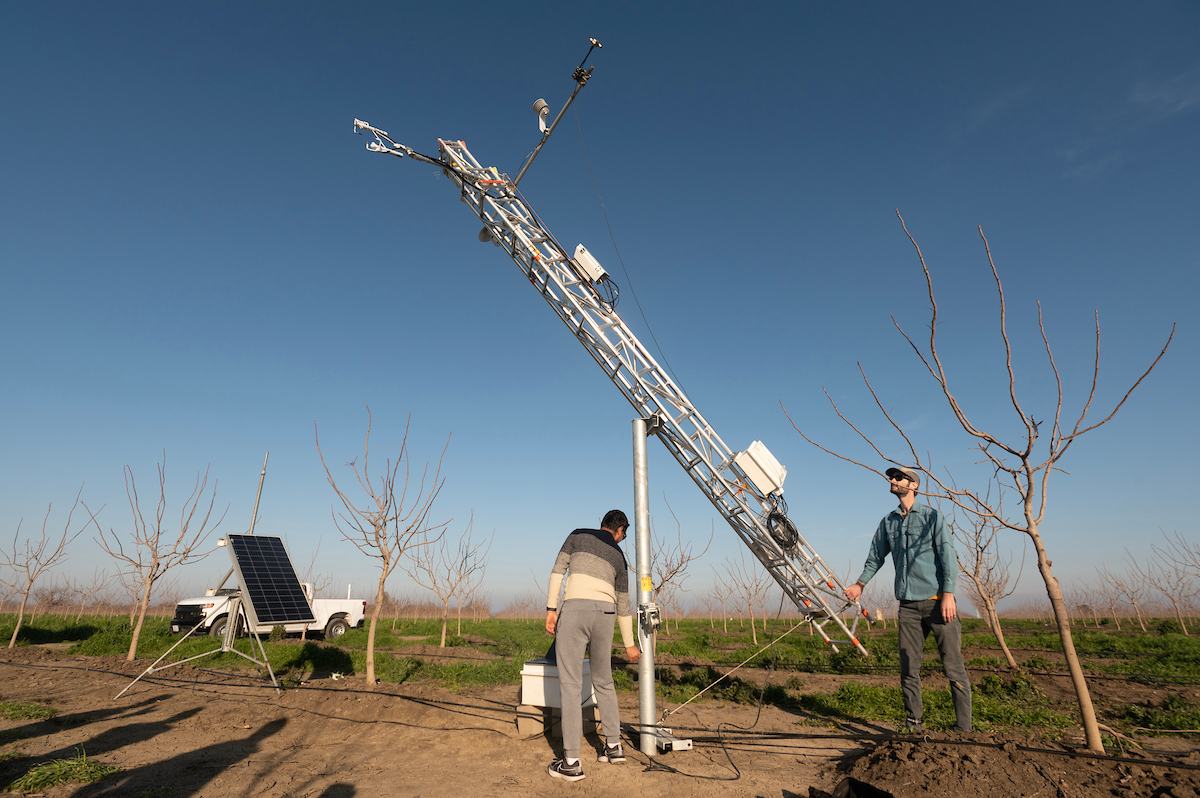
[601,509,628,531]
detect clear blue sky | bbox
[2,3,1196,614]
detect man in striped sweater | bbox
[545,509,641,782]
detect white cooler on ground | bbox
[519,658,597,708]
[516,658,600,737]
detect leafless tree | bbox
[498,589,543,620]
[402,516,490,647]
[316,409,450,686]
[649,501,712,636]
[695,590,720,629]
[298,537,336,599]
[1159,532,1200,580]
[709,567,734,633]
[785,213,1173,753]
[1132,542,1194,635]
[113,567,144,626]
[723,554,771,645]
[862,581,891,630]
[1108,563,1150,632]
[465,588,491,623]
[1,489,91,647]
[946,490,1024,669]
[1094,578,1122,631]
[1065,589,1099,628]
[1090,573,1124,632]
[92,455,223,661]
[70,569,114,622]
[30,580,72,622]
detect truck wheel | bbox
[210,616,241,638]
[325,617,350,639]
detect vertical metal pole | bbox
[632,418,656,756]
[248,451,269,535]
[216,451,269,593]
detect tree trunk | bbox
[8,590,32,648]
[968,573,1020,671]
[985,601,1019,670]
[1131,601,1147,632]
[1030,528,1103,753]
[439,599,449,648]
[127,577,154,661]
[366,569,387,688]
[1168,598,1189,635]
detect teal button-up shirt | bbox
[856,501,957,600]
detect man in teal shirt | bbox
[844,466,972,733]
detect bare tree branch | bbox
[650,497,712,635]
[789,213,1173,753]
[402,515,490,646]
[315,407,450,686]
[0,489,89,647]
[92,454,224,661]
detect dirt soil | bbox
[1,646,1198,798]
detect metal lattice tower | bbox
[353,121,870,656]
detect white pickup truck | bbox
[170,583,366,639]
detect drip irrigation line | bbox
[6,657,1200,772]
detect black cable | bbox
[767,512,799,551]
[7,658,1199,771]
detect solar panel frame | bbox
[225,534,316,627]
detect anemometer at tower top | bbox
[352,40,871,657]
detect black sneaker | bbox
[548,759,585,781]
[598,742,626,763]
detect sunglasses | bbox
[888,474,909,482]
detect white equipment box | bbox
[520,659,597,709]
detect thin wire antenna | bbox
[573,106,687,392]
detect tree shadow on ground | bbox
[280,641,355,679]
[67,717,288,797]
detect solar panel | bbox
[225,534,316,627]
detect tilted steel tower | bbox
[353,83,870,657]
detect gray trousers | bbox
[897,599,972,731]
[556,599,621,760]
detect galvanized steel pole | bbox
[632,418,656,756]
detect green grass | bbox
[0,703,56,721]
[0,614,100,647]
[966,655,1007,669]
[1113,694,1200,735]
[653,664,792,706]
[7,612,1200,738]
[5,748,119,791]
[795,673,1072,731]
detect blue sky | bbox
[2,3,1196,614]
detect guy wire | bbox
[574,106,687,391]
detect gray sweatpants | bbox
[897,598,972,731]
[555,599,621,760]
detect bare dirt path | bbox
[2,647,1198,797]
[0,648,866,797]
